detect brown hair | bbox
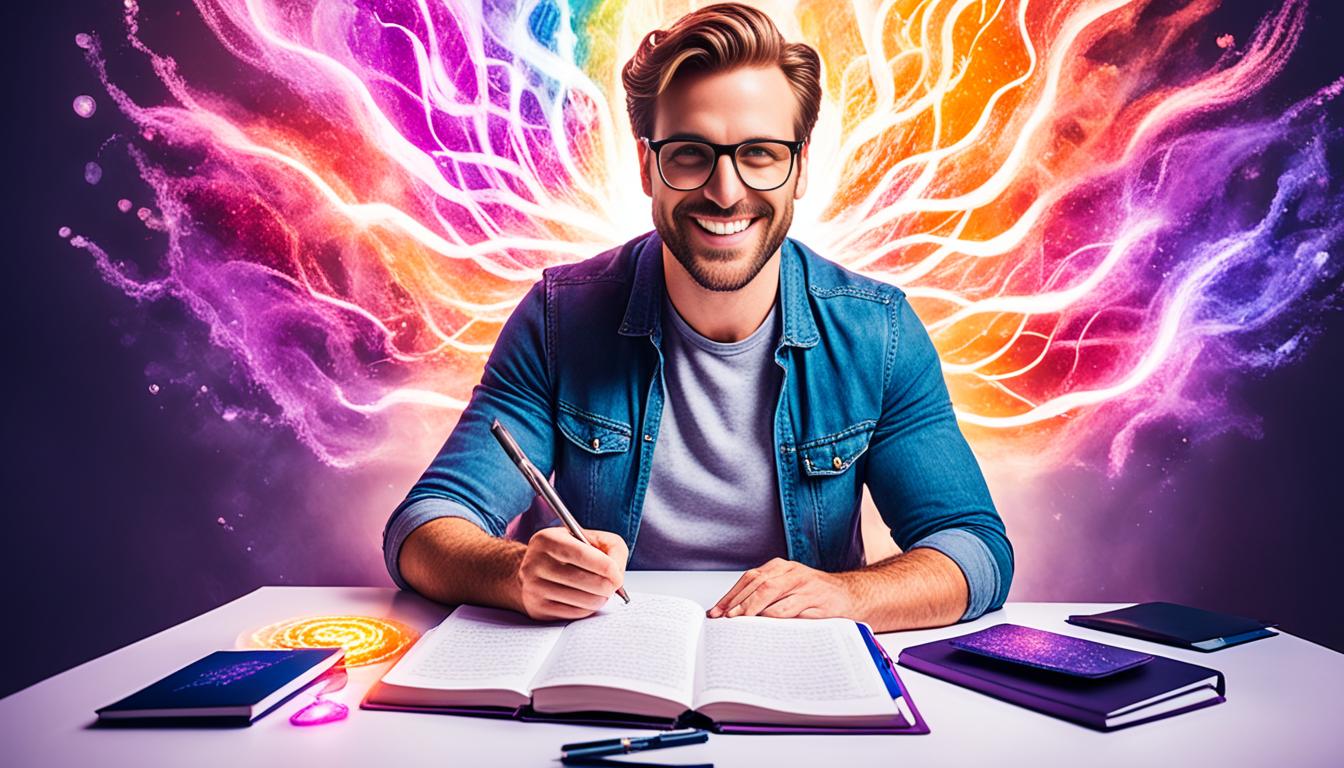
[621,3,822,143]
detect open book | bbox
[363,593,927,733]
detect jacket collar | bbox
[618,231,820,348]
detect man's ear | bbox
[638,139,654,197]
[793,140,809,200]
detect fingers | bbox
[527,597,602,621]
[519,528,628,621]
[518,559,613,621]
[536,528,614,575]
[707,560,840,620]
[532,557,615,595]
[710,558,790,618]
[759,593,813,619]
[585,529,630,565]
[733,569,805,617]
[709,568,763,618]
[584,530,630,590]
[531,579,611,612]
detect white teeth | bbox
[693,217,752,236]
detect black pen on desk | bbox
[490,419,631,604]
[560,729,709,761]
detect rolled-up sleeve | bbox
[865,296,1014,619]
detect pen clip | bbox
[561,759,713,768]
[560,730,705,752]
[490,419,528,467]
[560,736,623,752]
[492,420,551,498]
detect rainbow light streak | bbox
[247,616,419,666]
[69,0,1342,476]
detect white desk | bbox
[3,572,1340,767]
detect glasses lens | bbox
[735,141,793,190]
[657,141,715,190]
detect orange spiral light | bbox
[247,616,419,667]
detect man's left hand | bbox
[708,558,857,619]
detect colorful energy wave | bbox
[247,615,419,667]
[68,0,1342,476]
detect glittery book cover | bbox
[95,648,343,723]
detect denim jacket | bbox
[384,231,1013,615]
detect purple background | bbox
[4,0,1341,698]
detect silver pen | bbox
[490,419,631,603]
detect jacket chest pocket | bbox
[554,401,633,529]
[798,420,876,477]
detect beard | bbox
[653,193,794,292]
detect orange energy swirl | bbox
[247,616,419,667]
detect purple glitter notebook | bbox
[899,625,1225,731]
[950,624,1153,678]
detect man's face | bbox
[640,66,809,292]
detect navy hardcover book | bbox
[1066,602,1278,652]
[96,648,344,725]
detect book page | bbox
[380,605,565,696]
[530,593,705,707]
[694,617,900,718]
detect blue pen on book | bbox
[560,729,709,762]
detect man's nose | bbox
[702,153,747,210]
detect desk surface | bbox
[3,572,1340,767]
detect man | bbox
[383,3,1012,631]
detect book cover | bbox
[1067,602,1278,651]
[96,648,344,724]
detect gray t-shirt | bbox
[627,297,788,569]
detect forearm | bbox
[840,547,969,632]
[398,517,527,611]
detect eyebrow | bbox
[658,132,785,143]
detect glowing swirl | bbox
[247,616,419,667]
[66,0,1342,478]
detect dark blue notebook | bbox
[1067,602,1277,652]
[96,648,344,724]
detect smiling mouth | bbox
[691,216,758,236]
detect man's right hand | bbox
[516,527,629,620]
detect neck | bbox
[661,245,782,343]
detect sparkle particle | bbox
[72,95,97,118]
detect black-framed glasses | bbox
[641,136,805,192]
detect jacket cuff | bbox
[908,528,1001,621]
